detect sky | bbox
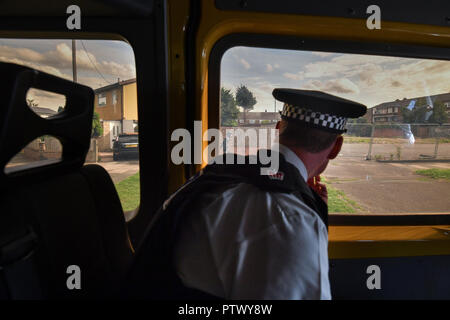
[1,39,450,113]
[221,46,450,112]
[0,38,136,111]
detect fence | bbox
[344,123,450,161]
[219,126,279,155]
[23,136,62,160]
[8,137,98,168]
[218,124,450,161]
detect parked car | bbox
[113,134,139,161]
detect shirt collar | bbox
[271,143,308,182]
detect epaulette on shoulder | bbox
[201,150,304,193]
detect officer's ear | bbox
[328,135,343,160]
[275,121,281,130]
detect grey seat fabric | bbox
[0,164,134,299]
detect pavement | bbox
[7,151,139,184]
[95,156,139,184]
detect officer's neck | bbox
[281,144,331,180]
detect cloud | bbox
[301,61,348,78]
[332,54,400,67]
[0,55,69,79]
[221,46,450,110]
[303,78,360,95]
[0,45,45,62]
[357,63,383,85]
[391,80,401,87]
[311,52,334,58]
[358,59,450,103]
[0,42,136,83]
[293,54,400,80]
[101,61,136,80]
[239,58,251,70]
[283,72,303,81]
[27,88,66,111]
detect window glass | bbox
[98,93,107,106]
[1,38,140,215]
[112,90,118,105]
[220,46,450,215]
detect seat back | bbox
[0,62,133,299]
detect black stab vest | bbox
[122,151,328,300]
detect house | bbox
[94,78,138,150]
[30,106,57,118]
[362,107,374,123]
[237,111,280,126]
[371,100,405,123]
[371,92,450,123]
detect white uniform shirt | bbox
[174,143,331,300]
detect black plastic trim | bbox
[185,0,202,179]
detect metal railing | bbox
[344,123,450,161]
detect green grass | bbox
[415,168,450,181]
[344,136,450,144]
[327,185,361,213]
[115,172,140,211]
[113,171,361,213]
[321,177,361,213]
[344,137,372,144]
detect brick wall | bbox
[94,87,123,121]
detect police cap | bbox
[273,88,367,134]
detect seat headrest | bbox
[0,62,94,188]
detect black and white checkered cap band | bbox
[281,104,347,131]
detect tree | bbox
[415,97,428,107]
[220,87,239,126]
[92,111,103,138]
[428,102,449,124]
[402,105,428,123]
[347,117,371,137]
[235,84,257,122]
[57,106,64,113]
[27,99,38,108]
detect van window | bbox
[1,38,140,216]
[220,46,450,216]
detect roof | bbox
[94,78,136,94]
[374,92,450,109]
[30,106,57,115]
[237,112,281,120]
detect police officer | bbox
[123,89,367,300]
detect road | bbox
[324,154,450,214]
